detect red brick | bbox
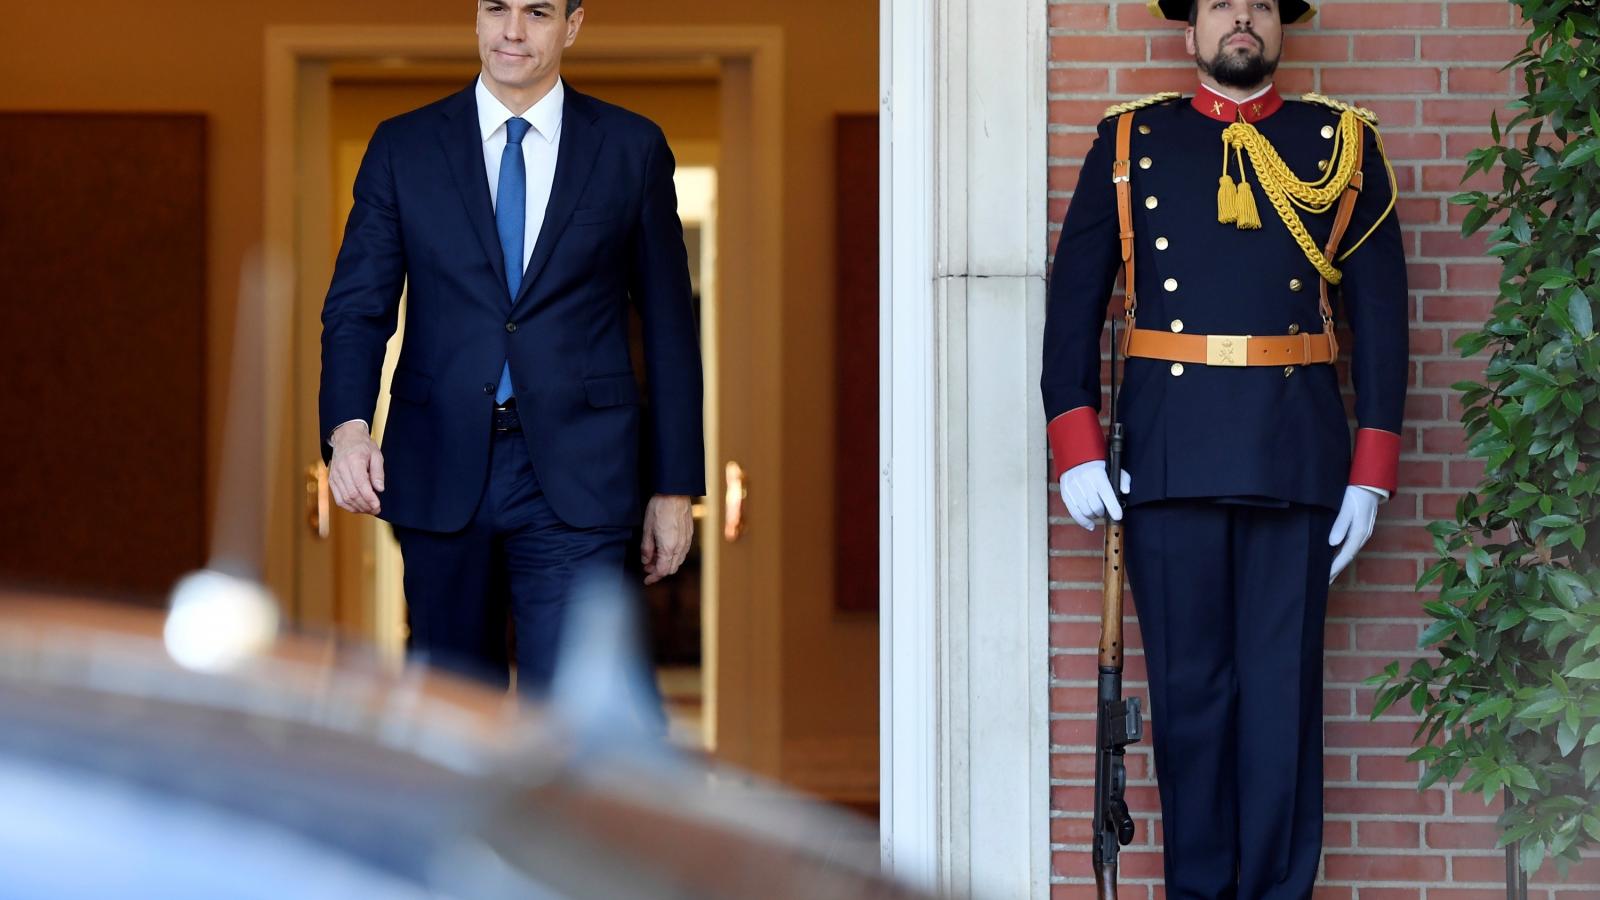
[1284,34,1351,63]
[1050,67,1111,94]
[1325,719,1426,748]
[1322,66,1443,95]
[1354,34,1419,61]
[1323,851,1447,881]
[1382,130,1444,160]
[1421,33,1528,61]
[1320,2,1444,28]
[1419,228,1489,259]
[1398,196,1443,226]
[1050,3,1112,30]
[1409,328,1446,356]
[1359,819,1422,849]
[1451,855,1514,883]
[1421,293,1494,323]
[1357,752,1424,783]
[1050,813,1095,844]
[1151,34,1202,64]
[1356,556,1419,586]
[1115,67,1194,95]
[1355,622,1422,652]
[1052,35,1147,63]
[1325,687,1354,717]
[1051,99,1121,124]
[1426,820,1503,851]
[1448,66,1514,93]
[1447,2,1515,27]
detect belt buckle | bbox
[1205,334,1250,367]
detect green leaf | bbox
[1569,291,1595,336]
[1567,659,1600,679]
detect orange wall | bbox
[0,0,878,771]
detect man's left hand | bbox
[641,494,694,585]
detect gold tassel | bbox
[1217,175,1238,224]
[1235,179,1262,230]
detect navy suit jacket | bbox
[319,82,706,532]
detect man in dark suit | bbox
[319,0,704,695]
[1041,0,1408,894]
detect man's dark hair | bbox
[567,0,583,15]
[1189,2,1199,25]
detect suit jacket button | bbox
[483,383,495,394]
[505,322,518,333]
[1289,278,1304,292]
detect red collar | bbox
[1192,83,1283,123]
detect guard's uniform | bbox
[1041,84,1408,896]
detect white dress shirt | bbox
[477,75,564,275]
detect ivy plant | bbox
[1369,0,1600,879]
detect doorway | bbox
[263,26,786,778]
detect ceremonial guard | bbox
[1041,0,1408,895]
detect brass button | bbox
[1139,157,1153,170]
[1164,278,1178,292]
[1320,125,1335,139]
[1288,323,1300,335]
[1170,319,1185,333]
[1317,159,1329,171]
[1145,196,1159,210]
[505,322,518,333]
[1155,237,1170,250]
[1284,366,1295,377]
[1170,363,1185,377]
[1289,278,1304,292]
[1139,124,1152,135]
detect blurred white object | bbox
[164,569,279,673]
[549,572,668,753]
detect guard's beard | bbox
[1198,32,1280,89]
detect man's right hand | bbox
[1058,459,1131,532]
[329,421,385,515]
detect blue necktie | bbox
[495,117,531,404]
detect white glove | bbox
[1328,485,1381,583]
[1058,460,1132,532]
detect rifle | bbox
[1091,313,1142,898]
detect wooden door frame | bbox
[261,24,786,779]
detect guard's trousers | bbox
[1123,499,1337,900]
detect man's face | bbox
[1186,0,1283,90]
[477,1,584,94]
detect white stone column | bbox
[880,0,1051,897]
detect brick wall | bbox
[1044,1,1600,896]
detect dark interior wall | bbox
[0,113,206,600]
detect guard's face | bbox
[1187,0,1283,90]
[477,1,585,95]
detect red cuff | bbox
[1047,407,1106,480]
[1349,428,1401,495]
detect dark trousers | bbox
[1123,500,1336,900]
[392,429,632,697]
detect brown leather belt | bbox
[1124,328,1337,367]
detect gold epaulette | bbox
[1102,92,1182,119]
[1301,92,1379,126]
